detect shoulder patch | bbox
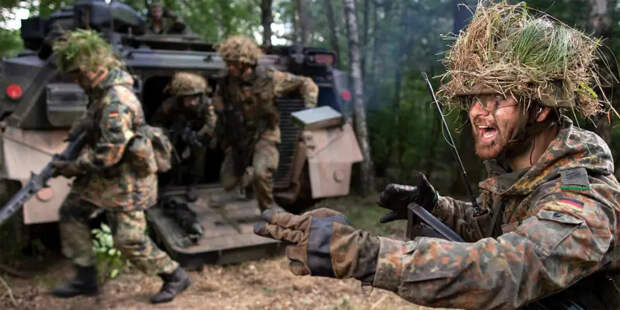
[541,198,584,213]
[560,167,590,191]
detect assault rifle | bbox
[0,132,87,227]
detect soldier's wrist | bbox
[372,237,418,292]
[352,232,380,284]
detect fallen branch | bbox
[0,274,17,307]
[0,264,29,279]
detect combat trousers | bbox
[220,139,279,210]
[58,192,179,275]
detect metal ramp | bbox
[147,185,282,268]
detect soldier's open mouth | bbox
[477,125,497,142]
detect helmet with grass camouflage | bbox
[52,29,119,73]
[166,72,209,96]
[53,29,121,73]
[215,35,263,66]
[438,1,614,118]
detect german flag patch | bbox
[550,198,584,212]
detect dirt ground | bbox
[0,195,447,310]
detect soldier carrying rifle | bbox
[50,29,191,304]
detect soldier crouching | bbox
[50,29,191,304]
[213,35,318,211]
[151,72,216,201]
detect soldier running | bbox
[213,35,318,211]
[51,29,191,304]
[254,2,620,309]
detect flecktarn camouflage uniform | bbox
[59,68,178,275]
[151,72,216,183]
[373,117,620,309]
[214,68,318,210]
[214,35,318,210]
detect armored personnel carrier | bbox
[0,0,362,266]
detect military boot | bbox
[151,266,192,304]
[51,265,99,298]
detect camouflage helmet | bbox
[215,35,263,66]
[148,0,163,7]
[438,1,613,118]
[166,72,209,96]
[53,29,122,73]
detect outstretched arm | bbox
[272,70,318,108]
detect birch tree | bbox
[343,0,375,194]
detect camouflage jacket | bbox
[151,95,216,138]
[373,117,620,309]
[70,68,157,211]
[213,67,318,147]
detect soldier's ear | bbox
[535,106,551,123]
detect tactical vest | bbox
[218,68,279,176]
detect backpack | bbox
[141,125,173,173]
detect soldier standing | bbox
[213,35,318,211]
[255,2,620,309]
[145,0,186,35]
[51,29,191,304]
[151,72,216,200]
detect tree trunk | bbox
[587,0,613,143]
[260,0,273,47]
[323,0,340,67]
[361,0,370,80]
[344,0,375,194]
[294,0,312,45]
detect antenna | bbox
[421,72,481,215]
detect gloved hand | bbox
[51,159,82,178]
[254,208,379,282]
[181,127,203,147]
[378,172,438,223]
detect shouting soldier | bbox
[151,72,216,200]
[254,2,620,309]
[51,29,191,304]
[214,35,318,211]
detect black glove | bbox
[378,172,438,223]
[181,127,203,147]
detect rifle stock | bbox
[0,132,87,226]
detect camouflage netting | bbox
[166,72,209,96]
[438,1,617,118]
[53,29,122,73]
[215,35,263,65]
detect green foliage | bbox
[92,223,125,282]
[0,28,21,57]
[165,0,261,42]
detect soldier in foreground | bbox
[255,2,620,309]
[50,30,191,304]
[151,72,216,200]
[213,35,318,211]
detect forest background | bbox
[0,0,619,196]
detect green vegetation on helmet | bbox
[53,29,122,73]
[148,0,163,7]
[215,35,263,66]
[438,1,616,118]
[165,72,209,96]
